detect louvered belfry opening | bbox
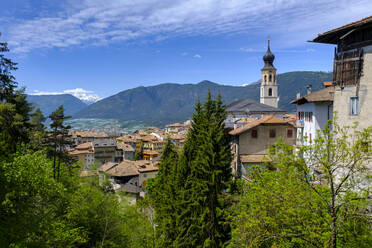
[333,48,364,88]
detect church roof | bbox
[226,98,285,114]
[262,40,275,69]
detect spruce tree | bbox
[152,138,179,247]
[175,92,232,248]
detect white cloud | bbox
[193,54,201,59]
[3,0,372,53]
[240,47,261,53]
[31,88,101,103]
[181,52,188,56]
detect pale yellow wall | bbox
[238,125,296,155]
[333,51,372,130]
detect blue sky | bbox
[1,0,371,101]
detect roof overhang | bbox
[311,16,372,44]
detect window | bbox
[269,129,276,138]
[298,112,304,120]
[334,49,363,87]
[264,75,267,83]
[251,129,258,138]
[350,97,359,115]
[268,88,272,96]
[287,129,293,138]
[269,74,272,82]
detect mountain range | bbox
[27,71,332,126]
[27,94,87,117]
[72,71,332,126]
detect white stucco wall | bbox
[296,102,333,145]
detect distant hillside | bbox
[74,71,332,126]
[27,94,87,117]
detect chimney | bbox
[323,81,333,88]
[296,92,301,99]
[306,85,312,95]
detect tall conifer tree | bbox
[175,92,232,248]
[48,105,72,180]
[152,138,179,247]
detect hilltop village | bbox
[1,9,372,247]
[68,16,372,202]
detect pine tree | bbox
[30,108,46,132]
[28,108,47,151]
[175,92,232,248]
[0,33,18,102]
[48,105,72,180]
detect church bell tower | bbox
[260,40,279,108]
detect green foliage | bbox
[0,34,18,101]
[30,108,46,131]
[0,88,33,154]
[0,37,154,248]
[230,121,372,248]
[151,139,180,247]
[174,93,232,247]
[75,72,332,126]
[47,105,73,180]
[0,152,65,247]
[0,151,155,248]
[66,186,129,247]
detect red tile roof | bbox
[229,116,293,135]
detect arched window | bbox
[264,75,267,83]
[269,74,272,82]
[273,74,276,83]
[268,88,273,96]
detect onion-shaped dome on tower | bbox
[263,40,275,69]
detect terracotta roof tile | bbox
[108,161,139,177]
[99,162,118,172]
[75,142,93,150]
[117,143,135,152]
[323,81,333,87]
[229,116,293,135]
[76,131,108,138]
[229,115,293,135]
